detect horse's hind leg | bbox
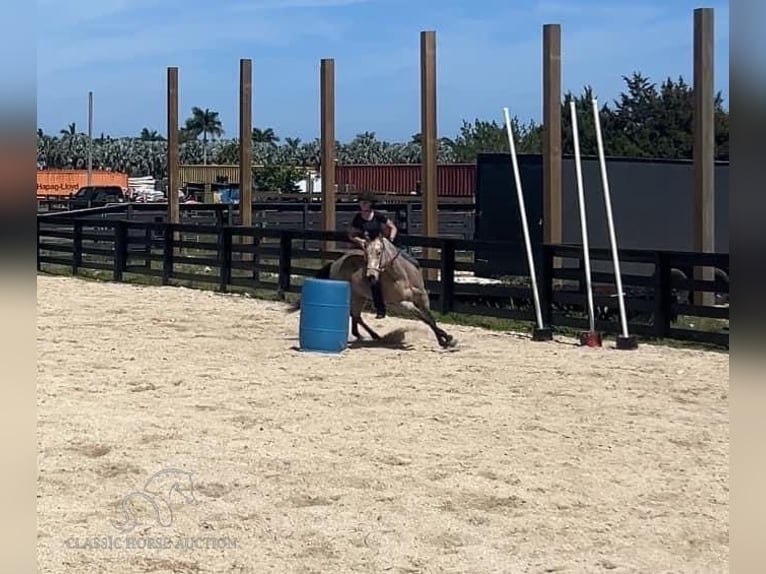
[400,299,454,348]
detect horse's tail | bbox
[285,262,333,314]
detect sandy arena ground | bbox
[37,275,729,573]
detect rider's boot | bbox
[370,280,386,318]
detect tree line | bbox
[37,72,729,182]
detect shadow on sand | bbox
[347,328,414,350]
[288,328,414,353]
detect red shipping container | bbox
[334,164,475,197]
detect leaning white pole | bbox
[569,101,596,335]
[502,107,545,333]
[591,98,630,340]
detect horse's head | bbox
[143,468,197,505]
[363,234,387,283]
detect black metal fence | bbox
[37,206,729,348]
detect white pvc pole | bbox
[591,98,629,339]
[502,107,544,331]
[569,101,596,334]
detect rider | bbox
[348,190,397,319]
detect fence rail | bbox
[37,194,475,211]
[38,201,477,240]
[37,212,729,348]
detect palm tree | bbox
[252,127,279,146]
[183,107,224,164]
[140,128,164,141]
[61,123,76,136]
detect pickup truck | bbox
[68,185,127,210]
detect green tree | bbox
[448,116,539,162]
[139,128,165,141]
[561,85,615,157]
[60,123,77,136]
[183,107,224,164]
[584,72,729,160]
[252,127,280,145]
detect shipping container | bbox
[37,169,129,197]
[334,164,476,197]
[178,164,312,186]
[179,165,245,185]
[178,163,476,197]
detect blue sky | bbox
[36,0,729,142]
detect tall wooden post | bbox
[320,58,336,254]
[420,30,438,280]
[87,91,93,186]
[693,8,715,305]
[237,59,254,267]
[542,24,562,247]
[167,67,179,225]
[239,59,253,228]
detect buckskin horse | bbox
[287,235,457,349]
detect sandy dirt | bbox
[37,275,729,573]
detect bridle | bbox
[363,235,400,275]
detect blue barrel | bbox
[299,278,350,354]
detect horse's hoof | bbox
[441,335,457,348]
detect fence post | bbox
[405,203,413,244]
[653,252,672,338]
[72,220,83,276]
[277,231,293,299]
[36,218,41,272]
[540,245,554,328]
[439,239,456,314]
[220,226,232,293]
[252,229,261,286]
[113,221,127,282]
[144,226,152,270]
[162,223,174,285]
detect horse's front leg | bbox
[351,316,362,339]
[351,292,380,340]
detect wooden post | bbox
[420,30,438,281]
[239,59,253,266]
[693,8,715,306]
[240,59,253,227]
[321,58,336,255]
[87,91,93,186]
[542,24,562,247]
[167,67,179,225]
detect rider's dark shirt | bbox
[350,211,389,239]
